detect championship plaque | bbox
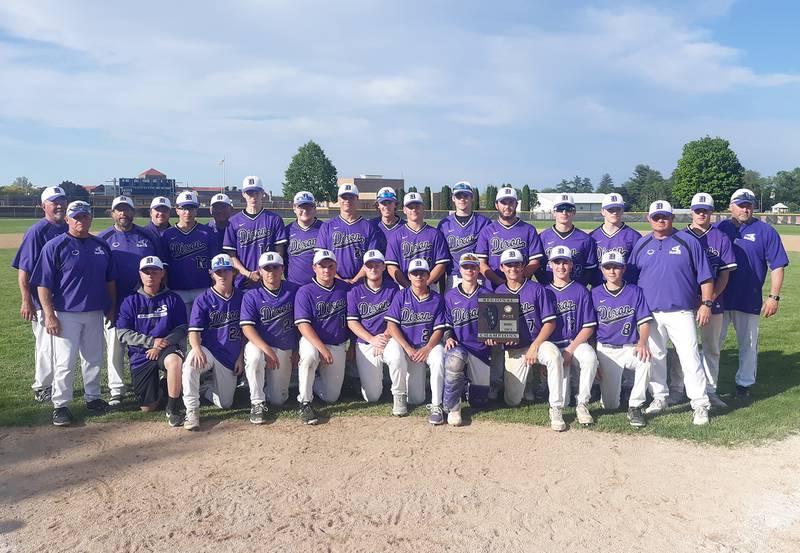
[477,294,520,343]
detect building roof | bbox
[772,203,788,209]
[537,192,605,203]
[138,168,166,178]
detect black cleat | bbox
[249,402,268,425]
[627,406,646,428]
[52,407,73,426]
[735,385,752,404]
[85,398,111,414]
[166,409,184,427]
[298,402,319,425]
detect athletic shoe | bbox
[708,392,728,410]
[184,408,200,431]
[249,402,268,425]
[52,407,72,427]
[666,389,686,406]
[299,402,319,425]
[108,393,125,407]
[34,387,52,403]
[549,406,567,432]
[428,404,445,426]
[85,398,110,414]
[692,406,710,426]
[627,407,646,428]
[392,394,408,417]
[735,385,752,404]
[447,408,462,427]
[644,398,667,416]
[575,403,594,425]
[166,409,184,427]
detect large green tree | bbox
[671,136,744,209]
[422,186,432,210]
[59,180,90,201]
[743,169,773,211]
[3,176,36,195]
[772,168,800,211]
[521,185,531,212]
[622,164,670,211]
[440,185,452,210]
[483,185,498,209]
[283,140,338,202]
[596,173,614,193]
[472,186,481,211]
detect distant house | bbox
[771,202,789,213]
[534,192,605,213]
[333,175,404,209]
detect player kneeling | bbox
[117,256,187,427]
[384,259,449,424]
[494,249,566,432]
[441,253,493,426]
[546,246,599,425]
[182,254,245,431]
[592,251,653,428]
[240,252,298,424]
[293,250,350,425]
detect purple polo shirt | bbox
[223,209,288,275]
[346,279,399,343]
[145,221,171,237]
[163,223,219,291]
[188,287,244,370]
[536,226,598,285]
[495,280,557,348]
[316,216,379,280]
[546,281,597,347]
[12,218,67,308]
[476,218,544,284]
[98,224,165,303]
[294,278,350,345]
[717,218,789,315]
[591,282,653,347]
[385,223,450,275]
[629,229,713,312]
[285,219,323,286]
[685,226,738,314]
[30,233,116,313]
[240,281,299,351]
[437,213,492,277]
[371,216,406,252]
[385,288,448,349]
[444,284,493,365]
[590,223,642,284]
[117,289,187,371]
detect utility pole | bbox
[105,178,118,197]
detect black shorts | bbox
[131,346,184,406]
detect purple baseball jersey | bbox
[536,226,598,285]
[590,223,642,284]
[717,218,790,315]
[546,281,597,347]
[444,284,493,365]
[495,280,557,348]
[385,288,448,349]
[99,224,165,302]
[163,223,219,290]
[346,279,399,343]
[188,287,244,370]
[294,278,350,345]
[12,218,67,308]
[207,220,229,251]
[437,213,491,276]
[240,281,299,351]
[316,216,379,280]
[371,216,406,252]
[476,219,544,283]
[385,223,450,275]
[685,226,738,314]
[30,233,116,313]
[145,221,171,237]
[629,229,713,312]
[591,283,653,346]
[285,219,323,286]
[117,288,187,370]
[223,209,289,274]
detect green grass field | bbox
[0,246,797,446]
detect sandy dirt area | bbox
[1,417,799,553]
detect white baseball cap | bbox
[111,195,134,209]
[459,252,480,266]
[210,193,232,206]
[495,187,517,202]
[648,200,673,217]
[176,191,199,208]
[40,186,66,203]
[337,183,359,197]
[293,191,316,206]
[602,193,625,210]
[500,248,524,265]
[258,251,284,267]
[549,245,573,262]
[730,188,756,206]
[408,258,430,273]
[67,201,91,218]
[363,250,385,265]
[313,249,336,265]
[150,197,172,210]
[553,193,575,209]
[600,251,626,267]
[211,253,234,272]
[404,192,423,206]
[691,192,715,211]
[242,176,264,192]
[139,255,164,271]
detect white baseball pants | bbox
[648,310,710,410]
[560,342,599,406]
[182,346,238,410]
[596,343,651,409]
[175,288,205,320]
[355,342,386,402]
[297,337,347,404]
[31,310,54,391]
[721,310,760,388]
[383,338,445,405]
[104,325,127,396]
[668,313,725,395]
[50,310,104,408]
[244,342,292,406]
[504,342,564,407]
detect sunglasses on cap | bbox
[555,205,576,213]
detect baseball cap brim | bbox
[600,259,625,267]
[649,210,672,217]
[732,197,755,205]
[602,202,624,209]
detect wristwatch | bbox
[768,294,781,302]
[701,300,713,308]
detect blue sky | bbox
[0,0,798,194]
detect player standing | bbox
[146,196,172,237]
[285,191,322,287]
[536,194,597,286]
[13,186,67,402]
[590,193,642,284]
[371,187,405,252]
[717,188,789,402]
[207,193,233,251]
[628,200,714,425]
[437,181,490,289]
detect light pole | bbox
[218,157,225,191]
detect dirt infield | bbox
[1,418,799,553]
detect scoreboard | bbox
[118,177,176,197]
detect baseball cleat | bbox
[428,404,445,426]
[299,402,319,425]
[735,385,752,404]
[692,406,710,426]
[85,398,111,414]
[644,398,667,416]
[549,407,567,432]
[627,407,646,428]
[108,393,125,408]
[708,393,728,410]
[392,394,408,417]
[447,408,462,427]
[249,402,268,425]
[575,404,594,425]
[184,408,200,431]
[52,407,73,427]
[34,387,52,403]
[166,409,184,427]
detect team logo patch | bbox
[137,239,149,248]
[94,246,106,255]
[646,249,655,256]
[669,245,681,255]
[744,233,756,242]
[71,250,79,256]
[112,242,120,248]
